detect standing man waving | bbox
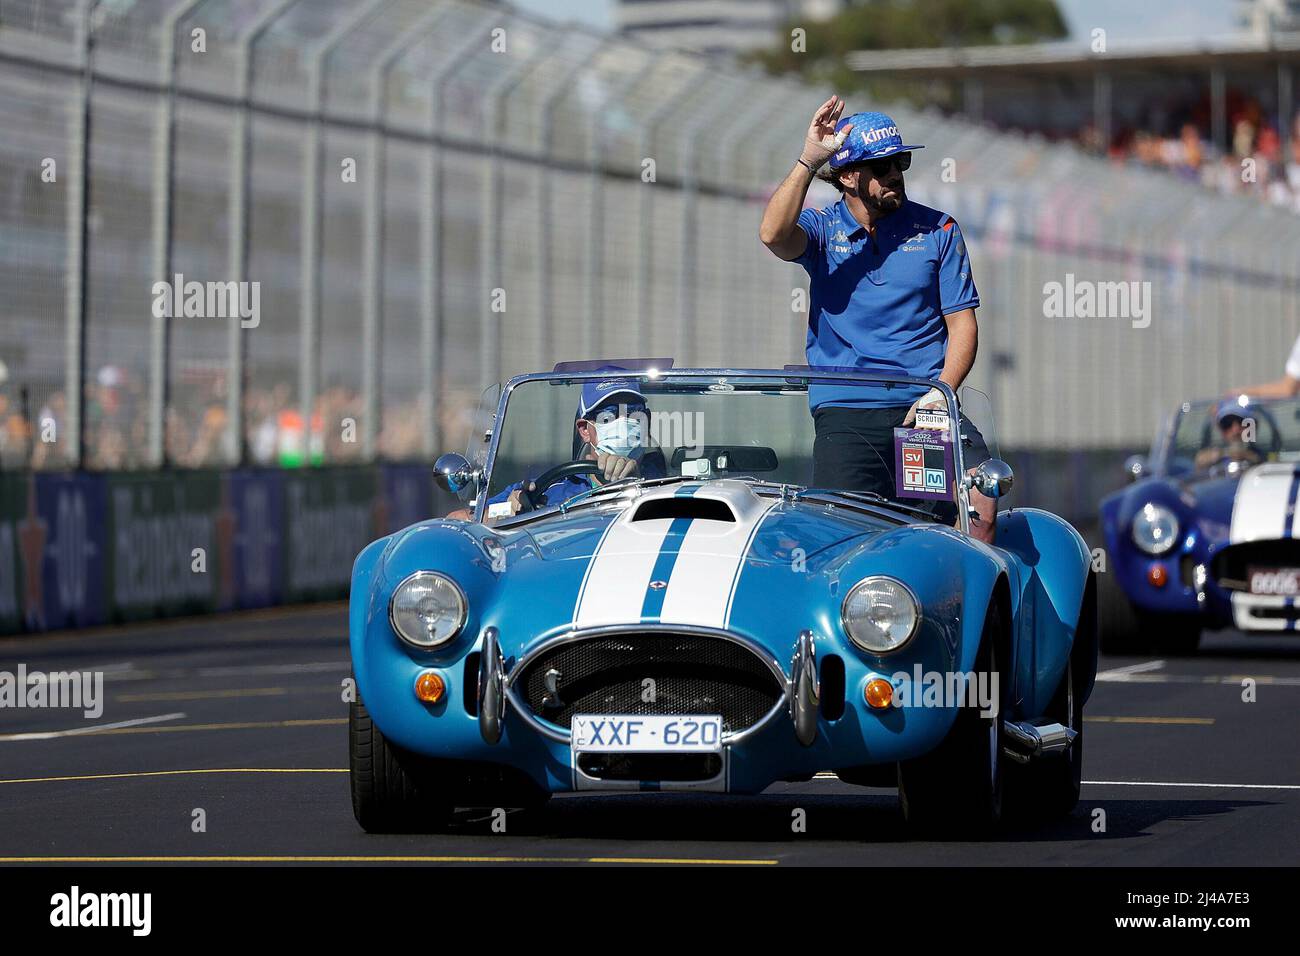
[759,96,995,543]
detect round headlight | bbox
[842,576,920,654]
[389,571,466,648]
[1132,503,1179,555]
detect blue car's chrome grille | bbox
[515,632,783,734]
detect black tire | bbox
[897,602,1005,835]
[1099,571,1200,656]
[1144,616,1201,656]
[349,697,451,833]
[1098,569,1140,655]
[1005,576,1094,819]
[1003,659,1084,821]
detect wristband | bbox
[797,158,819,174]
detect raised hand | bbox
[800,95,851,171]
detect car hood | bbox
[511,479,900,568]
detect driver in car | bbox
[448,375,665,523]
[1194,400,1264,471]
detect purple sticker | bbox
[894,427,954,501]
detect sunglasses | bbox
[589,401,648,425]
[863,152,911,177]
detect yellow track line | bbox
[1085,716,1215,725]
[0,855,777,865]
[0,768,347,785]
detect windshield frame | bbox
[473,368,968,531]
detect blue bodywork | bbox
[350,481,1094,795]
[1100,472,1237,627]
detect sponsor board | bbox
[0,466,435,636]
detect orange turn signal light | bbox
[1147,564,1168,588]
[864,678,894,709]
[414,671,446,704]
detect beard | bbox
[867,183,905,213]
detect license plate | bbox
[571,714,722,753]
[1248,567,1300,596]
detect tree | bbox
[749,0,1069,97]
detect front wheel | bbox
[349,697,452,833]
[897,603,1005,835]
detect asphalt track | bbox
[0,603,1296,866]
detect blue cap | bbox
[829,111,924,170]
[577,369,646,420]
[1214,397,1253,423]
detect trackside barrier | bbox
[0,450,1128,637]
[0,465,437,636]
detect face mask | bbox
[593,416,643,458]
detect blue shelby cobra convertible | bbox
[1099,395,1300,653]
[348,365,1097,834]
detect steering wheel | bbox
[519,460,604,512]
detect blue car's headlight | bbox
[1132,503,1179,556]
[389,571,466,648]
[842,576,919,654]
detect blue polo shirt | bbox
[796,197,979,409]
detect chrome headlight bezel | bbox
[388,571,467,649]
[841,576,921,654]
[1131,502,1179,556]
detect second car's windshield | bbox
[1167,397,1300,474]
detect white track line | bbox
[1096,673,1300,686]
[1083,780,1300,790]
[0,712,186,742]
[809,772,1299,790]
[1095,660,1166,679]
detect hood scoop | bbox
[630,497,736,523]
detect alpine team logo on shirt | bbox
[901,225,927,251]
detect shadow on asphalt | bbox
[435,793,1274,844]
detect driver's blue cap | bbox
[1215,397,1252,423]
[577,370,646,420]
[829,111,924,170]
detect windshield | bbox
[1163,396,1300,476]
[479,370,994,524]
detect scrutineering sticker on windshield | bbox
[894,427,954,501]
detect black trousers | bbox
[811,404,990,523]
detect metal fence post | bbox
[632,62,702,356]
[715,84,789,366]
[300,0,390,465]
[752,86,807,365]
[149,0,207,468]
[533,37,607,371]
[66,0,101,468]
[227,0,301,466]
[361,5,451,462]
[677,101,716,366]
[585,53,659,349]
[424,17,500,458]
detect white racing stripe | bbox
[573,515,674,628]
[572,482,777,629]
[1229,463,1299,543]
[660,501,777,629]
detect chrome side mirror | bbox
[969,458,1014,499]
[1123,454,1148,483]
[434,452,479,497]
